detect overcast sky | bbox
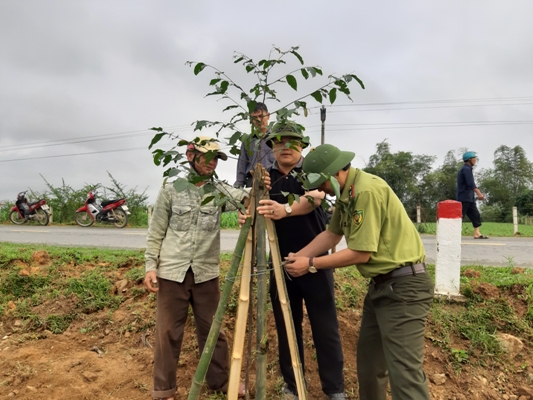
[1,1,533,205]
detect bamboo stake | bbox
[187,217,252,400]
[227,207,255,399]
[254,166,268,399]
[265,218,308,399]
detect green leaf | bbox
[307,67,317,78]
[330,176,341,199]
[222,105,239,112]
[150,127,163,132]
[201,196,215,206]
[168,168,180,177]
[229,146,241,156]
[343,74,365,89]
[288,193,295,205]
[300,68,309,79]
[310,90,323,103]
[194,120,210,131]
[293,194,301,204]
[281,191,290,197]
[152,150,163,166]
[209,78,221,86]
[245,65,254,73]
[314,67,323,76]
[286,74,297,91]
[220,81,229,93]
[173,178,190,192]
[228,131,241,146]
[193,62,206,75]
[233,56,244,63]
[148,133,165,150]
[291,50,304,65]
[329,88,337,104]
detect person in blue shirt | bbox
[457,151,488,239]
[233,102,275,188]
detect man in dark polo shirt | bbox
[255,121,347,400]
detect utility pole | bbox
[320,105,326,144]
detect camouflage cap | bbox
[265,120,309,149]
[302,144,355,189]
[187,135,228,161]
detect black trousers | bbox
[270,268,345,395]
[461,201,482,228]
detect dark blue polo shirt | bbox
[269,158,328,258]
[456,163,476,203]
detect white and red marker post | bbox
[435,200,462,296]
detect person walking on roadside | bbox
[144,136,250,400]
[234,102,275,188]
[242,122,347,399]
[457,151,488,239]
[284,143,434,400]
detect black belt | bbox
[371,263,427,285]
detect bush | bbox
[479,203,507,222]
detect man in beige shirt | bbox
[144,136,249,399]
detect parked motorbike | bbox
[75,191,130,228]
[9,190,50,226]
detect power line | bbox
[305,120,533,130]
[308,96,533,109]
[0,125,190,151]
[324,102,533,114]
[0,147,147,163]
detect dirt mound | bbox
[1,257,532,399]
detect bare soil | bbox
[1,256,533,399]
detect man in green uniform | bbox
[284,144,434,400]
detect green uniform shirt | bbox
[145,178,248,284]
[329,167,425,278]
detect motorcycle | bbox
[9,190,51,226]
[75,191,130,228]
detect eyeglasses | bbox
[273,139,302,147]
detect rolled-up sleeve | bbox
[145,187,171,272]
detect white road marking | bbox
[462,242,506,246]
[11,230,49,233]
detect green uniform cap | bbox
[265,120,309,149]
[302,144,355,189]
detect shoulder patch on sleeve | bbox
[353,209,364,226]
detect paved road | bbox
[0,225,531,267]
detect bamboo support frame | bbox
[188,165,307,399]
[254,167,269,399]
[227,216,254,399]
[187,217,252,400]
[265,218,308,399]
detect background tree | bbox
[516,189,533,216]
[478,145,533,222]
[420,150,462,221]
[363,140,435,219]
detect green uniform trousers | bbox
[357,272,434,400]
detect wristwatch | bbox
[284,203,292,215]
[308,257,317,273]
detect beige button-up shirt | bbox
[145,179,248,284]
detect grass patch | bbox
[221,211,239,229]
[67,269,123,312]
[417,222,533,237]
[0,243,532,375]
